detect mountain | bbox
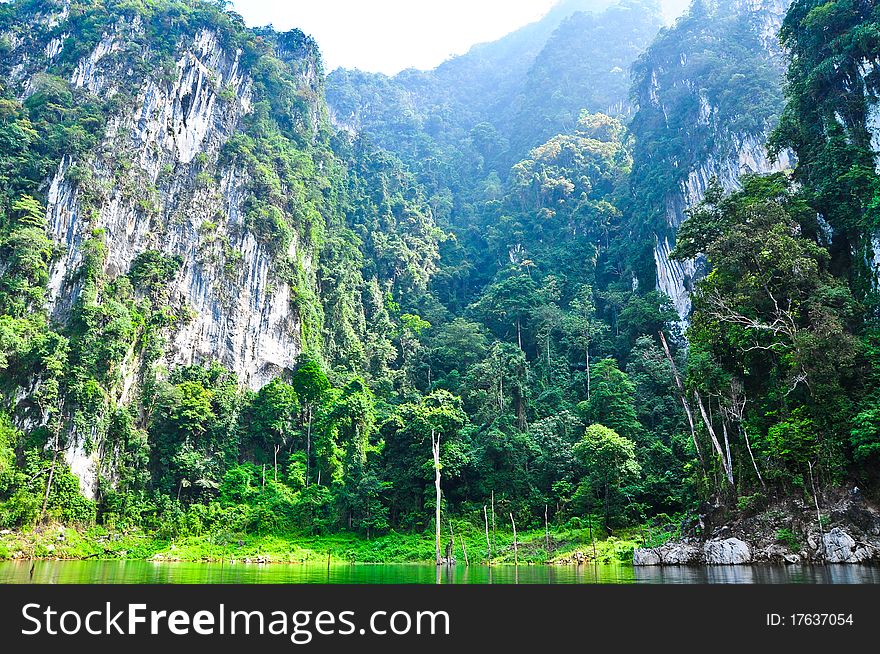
[326,0,663,179]
[0,0,437,499]
[627,0,794,319]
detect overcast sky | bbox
[229,1,691,76]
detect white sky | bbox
[229,1,691,75]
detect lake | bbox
[2,560,879,583]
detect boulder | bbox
[823,527,857,563]
[704,538,751,564]
[632,548,661,566]
[659,542,702,564]
[633,541,702,565]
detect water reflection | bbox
[632,564,880,584]
[0,560,878,584]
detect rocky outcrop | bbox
[822,527,877,564]
[857,59,880,287]
[2,7,326,498]
[703,537,751,564]
[633,541,701,565]
[41,25,304,392]
[859,59,880,174]
[634,491,880,565]
[10,18,324,384]
[656,135,794,320]
[634,537,751,566]
[638,0,794,321]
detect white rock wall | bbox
[45,26,303,397]
[652,0,794,322]
[9,19,319,498]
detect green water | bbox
[2,560,879,583]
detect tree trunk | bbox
[695,390,734,488]
[586,324,591,401]
[460,526,469,566]
[432,429,442,566]
[588,511,597,560]
[448,522,455,565]
[658,331,705,470]
[604,482,610,530]
[273,444,281,482]
[721,418,733,489]
[546,331,551,382]
[809,461,825,560]
[41,425,62,520]
[306,409,312,487]
[510,513,518,566]
[41,446,59,519]
[516,316,522,351]
[544,504,550,554]
[742,423,765,488]
[483,505,491,563]
[491,490,496,555]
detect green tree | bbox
[577,358,641,443]
[573,424,641,528]
[291,358,330,486]
[250,378,298,481]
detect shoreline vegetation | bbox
[0,522,640,565]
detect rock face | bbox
[632,541,701,565]
[859,59,880,175]
[40,24,306,390]
[634,538,751,566]
[857,59,880,286]
[633,0,794,322]
[1,6,327,498]
[656,135,793,320]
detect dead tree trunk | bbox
[491,490,496,555]
[41,420,63,520]
[41,448,58,519]
[461,530,469,566]
[273,444,281,482]
[809,461,824,560]
[725,385,765,489]
[510,513,518,566]
[695,390,735,488]
[659,331,705,470]
[588,511,597,560]
[448,521,455,565]
[544,504,550,554]
[721,417,733,487]
[586,323,591,401]
[432,429,442,566]
[742,422,765,488]
[483,505,492,563]
[306,408,313,486]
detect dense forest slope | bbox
[0,0,879,565]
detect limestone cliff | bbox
[0,1,330,497]
[10,18,318,390]
[631,0,794,320]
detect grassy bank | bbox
[0,522,643,565]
